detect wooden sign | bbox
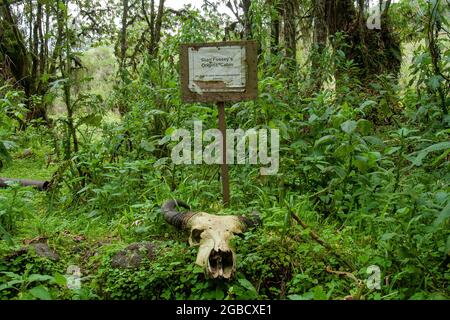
[179,40,258,206]
[180,40,258,103]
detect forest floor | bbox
[1,45,449,301]
[1,125,449,300]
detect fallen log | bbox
[0,178,49,191]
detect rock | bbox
[29,242,59,261]
[111,242,155,269]
[17,149,33,158]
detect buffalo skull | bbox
[161,200,260,279]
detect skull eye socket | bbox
[191,228,204,244]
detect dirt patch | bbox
[111,242,156,269]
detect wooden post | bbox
[180,41,258,206]
[217,101,230,206]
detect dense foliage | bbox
[0,0,449,300]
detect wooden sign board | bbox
[180,40,258,103]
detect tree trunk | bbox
[0,1,32,95]
[116,0,130,116]
[282,0,298,72]
[323,0,401,86]
[150,0,165,56]
[143,0,165,56]
[242,0,252,40]
[311,0,327,90]
[1,0,51,127]
[63,10,78,158]
[270,0,281,56]
[119,0,129,72]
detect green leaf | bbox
[76,114,102,128]
[433,202,450,226]
[0,271,22,279]
[385,146,401,155]
[363,136,385,146]
[134,225,150,234]
[28,274,55,283]
[238,278,254,290]
[53,273,67,286]
[341,120,357,134]
[354,156,368,172]
[428,293,448,300]
[214,287,225,300]
[359,100,377,111]
[357,119,372,135]
[147,109,166,116]
[158,135,172,145]
[0,141,12,162]
[381,232,397,241]
[314,135,336,147]
[408,141,450,166]
[153,157,168,167]
[311,286,328,300]
[287,294,306,300]
[427,75,443,90]
[446,235,450,255]
[165,127,175,136]
[334,143,354,157]
[0,280,23,291]
[0,224,14,246]
[396,127,418,138]
[140,140,155,152]
[28,286,52,300]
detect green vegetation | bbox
[0,0,449,300]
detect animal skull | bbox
[161,200,260,279]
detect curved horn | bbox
[161,199,193,229]
[240,210,262,230]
